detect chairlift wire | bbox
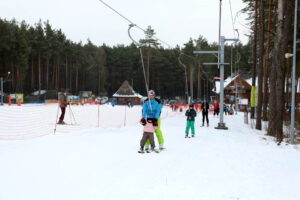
[229,0,236,38]
[234,10,252,31]
[98,0,180,50]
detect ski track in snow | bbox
[0,104,300,200]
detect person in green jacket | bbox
[185,104,197,138]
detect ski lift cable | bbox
[229,0,236,38]
[98,0,191,55]
[98,0,176,50]
[234,10,252,31]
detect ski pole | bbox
[54,103,60,134]
[98,103,100,128]
[69,104,73,125]
[69,104,78,124]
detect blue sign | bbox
[230,96,235,102]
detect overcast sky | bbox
[1,0,251,48]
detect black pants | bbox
[59,107,66,122]
[214,108,220,116]
[202,112,209,124]
[214,108,219,116]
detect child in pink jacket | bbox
[139,118,157,153]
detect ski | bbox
[57,123,79,126]
[154,149,160,153]
[143,149,160,153]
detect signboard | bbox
[239,98,248,105]
[10,94,16,99]
[250,86,256,107]
[15,93,24,103]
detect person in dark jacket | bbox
[185,104,197,137]
[201,100,209,127]
[58,91,68,124]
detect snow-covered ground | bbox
[0,104,300,200]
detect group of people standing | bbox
[58,89,223,153]
[138,90,223,152]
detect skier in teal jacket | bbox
[185,104,197,137]
[140,90,164,150]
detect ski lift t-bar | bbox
[128,24,153,114]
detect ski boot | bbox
[145,145,150,151]
[150,147,159,153]
[138,147,145,153]
[191,134,195,137]
[185,134,189,138]
[159,144,165,151]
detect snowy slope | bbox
[0,107,300,200]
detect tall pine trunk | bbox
[11,64,15,93]
[271,0,292,142]
[98,62,101,95]
[277,0,292,141]
[38,51,41,95]
[55,65,58,90]
[263,0,273,121]
[76,67,79,94]
[197,56,201,99]
[31,56,34,91]
[69,59,72,93]
[251,0,258,119]
[189,63,193,100]
[65,56,68,90]
[51,61,55,90]
[46,57,50,90]
[256,0,265,130]
[15,69,20,92]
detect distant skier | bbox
[185,104,197,138]
[224,104,228,115]
[138,116,157,153]
[213,100,220,117]
[201,100,209,127]
[140,90,164,150]
[58,90,68,124]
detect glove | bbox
[140,118,146,126]
[152,118,158,126]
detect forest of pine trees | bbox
[0,18,252,99]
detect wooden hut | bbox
[214,75,251,111]
[112,81,143,105]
